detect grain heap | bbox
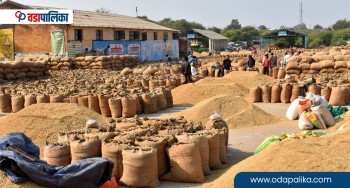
[203,118,350,188]
[172,77,248,105]
[170,95,279,128]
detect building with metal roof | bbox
[187,29,228,52]
[0,0,179,58]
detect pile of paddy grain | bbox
[0,103,109,158]
[203,119,350,188]
[168,94,279,128]
[172,77,249,105]
[224,71,275,89]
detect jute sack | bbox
[120,147,160,187]
[271,85,282,103]
[329,86,349,106]
[261,85,272,103]
[161,143,205,183]
[88,95,100,113]
[206,133,222,170]
[0,91,11,113]
[290,84,301,102]
[142,93,158,114]
[78,96,89,108]
[101,140,128,181]
[281,83,292,103]
[248,86,262,103]
[121,96,137,118]
[36,94,50,103]
[98,95,112,117]
[24,94,37,108]
[44,142,71,166]
[135,137,169,177]
[108,97,122,118]
[11,95,24,113]
[176,134,211,175]
[70,136,101,163]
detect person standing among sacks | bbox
[261,54,270,75]
[182,56,192,83]
[269,52,277,68]
[247,55,256,70]
[283,51,291,69]
[223,56,232,75]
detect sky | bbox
[11,0,350,29]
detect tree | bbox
[294,23,307,29]
[332,19,350,30]
[224,19,241,30]
[308,31,333,48]
[96,7,111,14]
[313,24,323,29]
[331,29,350,45]
[158,18,205,32]
[258,25,268,30]
[137,16,148,19]
[207,27,222,34]
[239,26,260,41]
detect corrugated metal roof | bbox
[71,10,177,31]
[2,1,178,32]
[192,29,228,40]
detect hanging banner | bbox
[0,28,14,60]
[51,29,65,56]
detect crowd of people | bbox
[171,46,301,84]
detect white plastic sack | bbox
[298,112,314,130]
[286,98,300,120]
[319,96,329,107]
[86,119,98,128]
[305,92,315,100]
[311,105,335,127]
[210,111,222,121]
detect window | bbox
[142,32,147,41]
[74,29,83,41]
[114,30,125,40]
[163,32,168,40]
[96,30,103,40]
[153,32,158,40]
[172,33,179,40]
[129,31,140,40]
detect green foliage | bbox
[331,29,350,45]
[158,18,205,32]
[313,24,323,29]
[207,27,222,34]
[224,19,241,30]
[308,31,333,48]
[258,25,268,30]
[332,19,350,30]
[294,23,307,29]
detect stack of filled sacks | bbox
[48,57,74,70]
[0,59,49,81]
[118,55,139,67]
[285,92,335,130]
[43,116,229,187]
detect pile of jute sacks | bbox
[44,114,229,187]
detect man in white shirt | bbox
[283,52,290,69]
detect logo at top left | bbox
[15,11,26,22]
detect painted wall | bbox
[14,24,67,54]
